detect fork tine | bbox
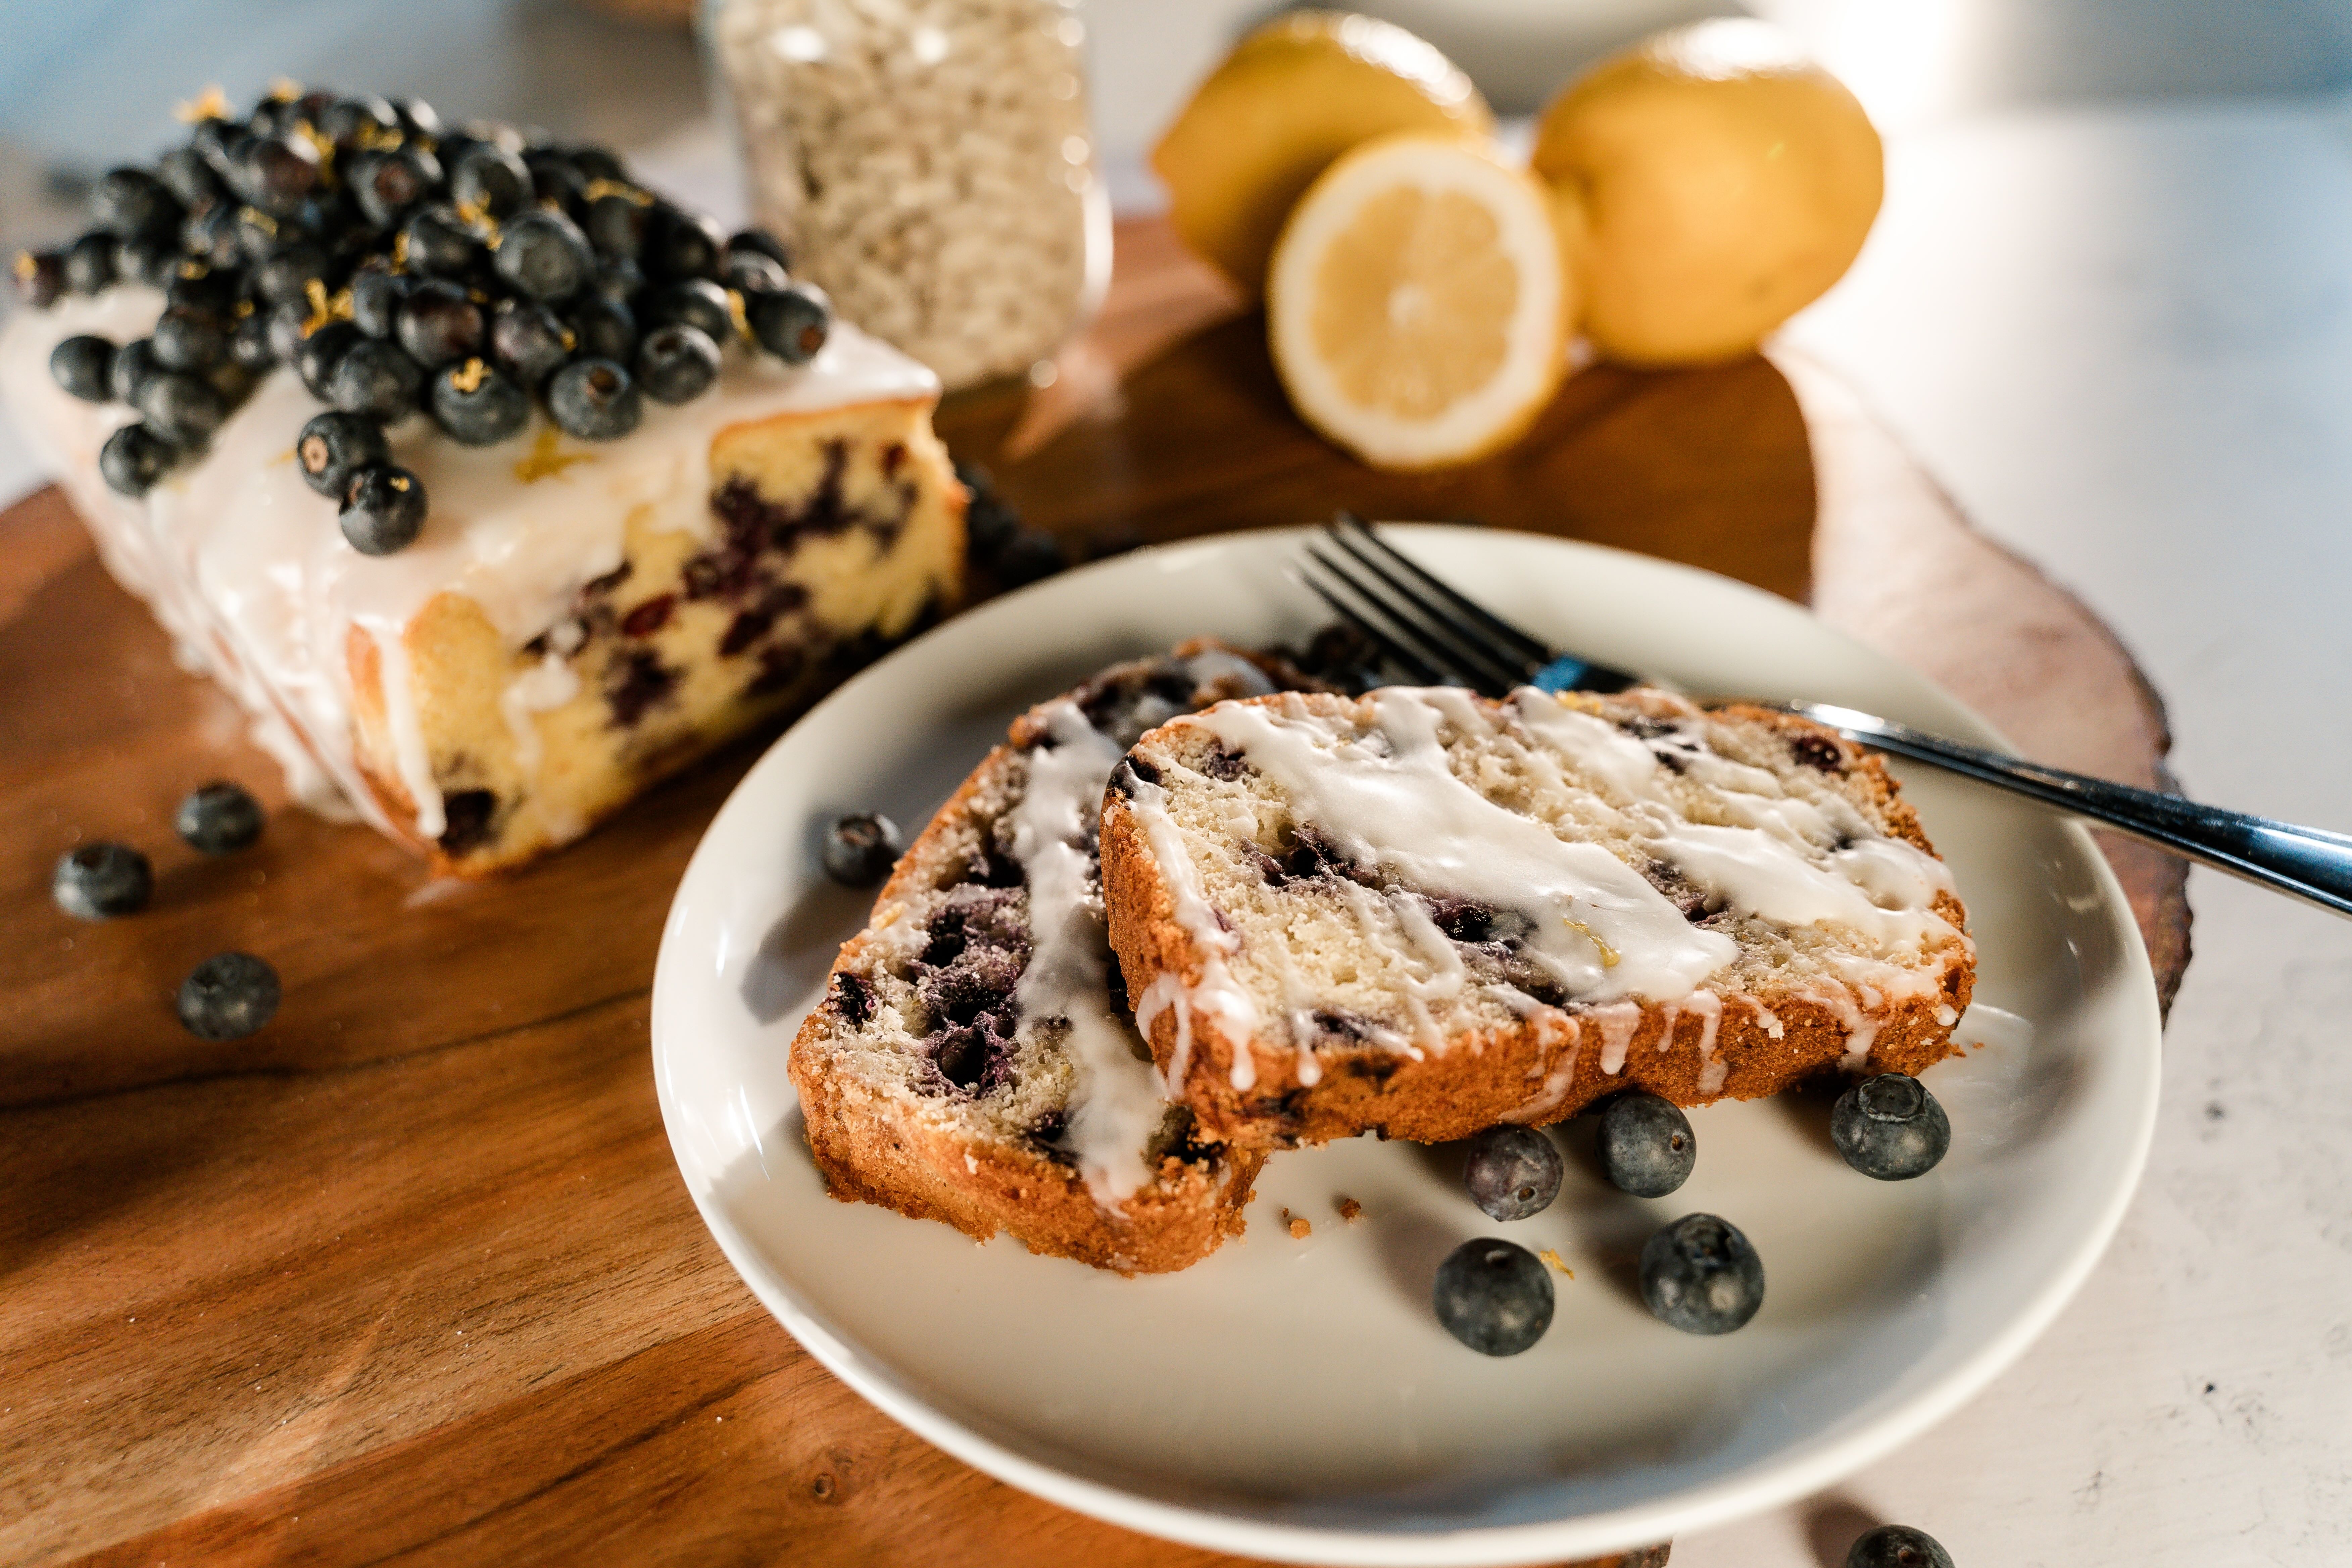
[1287,567,1452,686]
[1320,526,1539,687]
[1306,542,1528,695]
[1333,513,1553,661]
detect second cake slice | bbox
[1099,685,1976,1148]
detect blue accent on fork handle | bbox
[1531,654,1591,693]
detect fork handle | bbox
[1797,704,2352,918]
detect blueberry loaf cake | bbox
[789,643,1288,1273]
[2,87,962,873]
[1099,685,1975,1148]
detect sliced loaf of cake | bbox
[1098,685,1975,1148]
[788,642,1289,1273]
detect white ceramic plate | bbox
[651,526,2161,1565]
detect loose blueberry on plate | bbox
[1462,1124,1563,1221]
[1845,1524,1954,1568]
[52,841,153,919]
[296,410,391,499]
[332,338,427,423]
[547,358,641,441]
[294,321,365,402]
[49,336,115,402]
[1599,1091,1697,1197]
[177,781,265,854]
[177,952,281,1040]
[432,358,531,446]
[1639,1213,1764,1334]
[748,282,830,363]
[99,424,175,496]
[1433,1238,1554,1356]
[396,280,486,369]
[1831,1073,1951,1180]
[636,323,721,404]
[490,298,574,389]
[62,231,117,295]
[822,812,903,887]
[494,208,594,301]
[341,465,429,555]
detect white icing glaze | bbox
[1683,989,1727,1093]
[0,286,938,838]
[1002,699,1170,1205]
[1590,1000,1643,1075]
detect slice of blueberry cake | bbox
[1,86,962,873]
[1098,685,1975,1148]
[788,643,1290,1274]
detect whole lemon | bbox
[1530,19,1882,365]
[1154,11,1492,298]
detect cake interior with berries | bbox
[1,86,963,873]
[1098,685,1976,1148]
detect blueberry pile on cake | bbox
[3,84,963,873]
[789,643,1290,1273]
[1097,685,1976,1147]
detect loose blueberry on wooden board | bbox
[1599,1091,1697,1197]
[823,813,904,887]
[176,781,264,854]
[1433,1238,1555,1355]
[1832,1074,1951,1180]
[177,952,281,1041]
[52,842,153,920]
[1845,1523,1955,1567]
[1462,1125,1563,1221]
[1640,1212,1765,1334]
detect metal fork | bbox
[1292,516,2352,918]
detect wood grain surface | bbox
[0,217,2187,1568]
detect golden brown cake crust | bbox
[1098,693,1974,1148]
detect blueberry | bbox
[151,305,229,372]
[191,115,244,175]
[493,208,593,301]
[230,311,278,373]
[392,98,443,140]
[296,410,391,498]
[431,358,530,446]
[230,202,289,266]
[523,148,588,212]
[993,527,1066,586]
[487,298,571,389]
[645,278,734,344]
[317,95,399,152]
[233,134,320,216]
[14,248,66,308]
[634,322,721,405]
[568,295,637,364]
[1433,1238,1554,1356]
[1640,1213,1764,1334]
[253,242,329,307]
[395,279,486,368]
[1599,1091,1697,1197]
[116,236,180,290]
[294,320,364,402]
[349,268,408,339]
[62,231,116,295]
[176,780,264,853]
[402,205,483,279]
[726,227,791,272]
[350,145,443,229]
[165,263,239,318]
[822,812,903,886]
[569,145,627,185]
[49,336,115,402]
[157,146,226,210]
[90,166,180,239]
[748,282,830,363]
[109,338,162,405]
[1462,1125,1563,1221]
[451,143,533,220]
[1831,1074,1951,1181]
[587,256,644,311]
[723,249,789,297]
[1845,1524,1954,1568]
[266,301,313,368]
[547,358,641,441]
[184,202,243,270]
[647,205,724,280]
[331,337,426,422]
[340,464,429,555]
[177,952,281,1040]
[957,463,1020,560]
[585,191,651,259]
[139,372,228,448]
[52,841,152,919]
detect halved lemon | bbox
[1268,133,1572,471]
[1152,11,1492,298]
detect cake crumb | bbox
[1334,1196,1362,1224]
[1281,1208,1311,1240]
[1537,1247,1575,1279]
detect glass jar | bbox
[706,0,1109,392]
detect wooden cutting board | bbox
[0,217,2186,1568]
